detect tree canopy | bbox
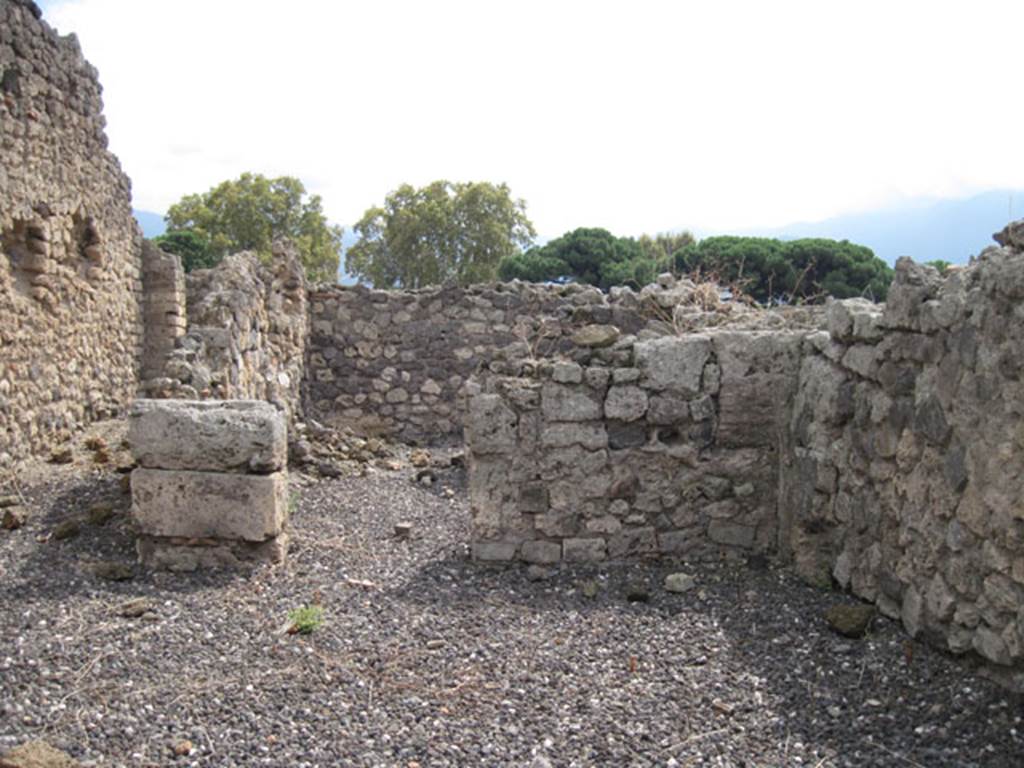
[164,173,343,282]
[672,236,893,303]
[346,181,535,289]
[499,227,662,290]
[151,230,217,273]
[499,228,892,303]
[637,231,696,266]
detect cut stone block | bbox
[707,519,756,549]
[131,468,287,542]
[563,537,607,562]
[137,533,288,572]
[129,399,286,473]
[473,539,518,561]
[541,383,602,422]
[604,385,648,422]
[608,526,657,558]
[466,394,518,455]
[521,539,562,565]
[635,335,711,396]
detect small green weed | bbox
[287,604,323,635]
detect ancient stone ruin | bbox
[463,238,1024,685]
[142,242,309,425]
[0,0,142,466]
[4,0,1024,692]
[129,399,290,570]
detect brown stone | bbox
[49,448,73,465]
[51,519,80,541]
[91,561,133,581]
[571,324,620,348]
[2,505,28,530]
[825,603,876,638]
[86,502,116,526]
[0,740,81,768]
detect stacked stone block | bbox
[128,399,289,570]
[140,241,186,381]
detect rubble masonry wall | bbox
[0,0,143,466]
[466,329,803,564]
[465,229,1024,680]
[302,279,776,442]
[142,244,309,425]
[786,234,1024,676]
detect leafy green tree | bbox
[637,231,696,268]
[499,227,660,290]
[673,236,893,303]
[924,259,952,273]
[165,173,343,282]
[346,181,535,288]
[151,230,217,273]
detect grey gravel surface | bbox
[1,456,1023,767]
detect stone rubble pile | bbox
[630,272,826,334]
[288,418,397,476]
[128,399,289,570]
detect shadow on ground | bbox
[377,551,1023,767]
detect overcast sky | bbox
[40,0,1024,238]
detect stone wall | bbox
[465,222,1024,683]
[143,242,308,424]
[0,0,142,466]
[304,276,815,442]
[306,282,627,442]
[787,223,1024,677]
[465,322,807,564]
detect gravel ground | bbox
[2,445,1023,767]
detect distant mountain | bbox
[134,209,166,238]
[738,189,1022,266]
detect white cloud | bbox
[44,0,1024,237]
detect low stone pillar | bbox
[128,399,289,570]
